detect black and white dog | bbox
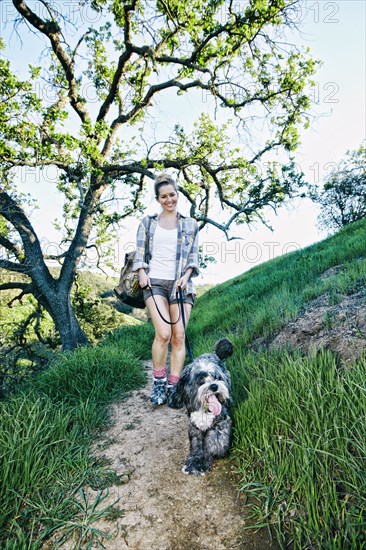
[170,338,233,475]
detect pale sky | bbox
[1,0,365,285]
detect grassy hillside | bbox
[187,217,366,548]
[189,217,366,352]
[0,218,365,548]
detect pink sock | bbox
[153,368,166,380]
[168,374,180,386]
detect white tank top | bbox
[148,223,178,280]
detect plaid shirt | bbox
[132,213,200,300]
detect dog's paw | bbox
[182,456,210,475]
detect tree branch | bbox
[3,158,68,170]
[96,1,137,122]
[0,235,24,261]
[0,191,52,280]
[130,44,213,75]
[59,182,106,284]
[0,258,29,274]
[0,281,30,292]
[12,0,90,124]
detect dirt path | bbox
[88,362,277,550]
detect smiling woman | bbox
[132,173,200,407]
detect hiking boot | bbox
[150,378,167,405]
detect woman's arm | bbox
[138,267,150,288]
[184,221,199,278]
[132,217,150,272]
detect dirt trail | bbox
[89,362,277,549]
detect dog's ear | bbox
[170,366,190,408]
[221,368,232,407]
[215,338,233,361]
[223,368,231,391]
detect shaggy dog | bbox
[170,338,233,475]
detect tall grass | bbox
[0,324,148,548]
[231,349,366,548]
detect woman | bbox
[132,174,199,406]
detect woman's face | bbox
[157,184,178,213]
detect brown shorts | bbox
[143,278,195,306]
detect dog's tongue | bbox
[207,394,222,416]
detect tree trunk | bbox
[0,190,91,352]
[33,280,89,351]
[50,292,89,351]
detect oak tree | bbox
[309,144,366,232]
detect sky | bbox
[199,0,366,284]
[1,0,365,285]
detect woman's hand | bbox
[138,269,150,289]
[176,270,191,292]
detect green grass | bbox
[232,349,366,549]
[185,218,366,548]
[188,218,366,352]
[0,268,142,396]
[1,218,366,548]
[0,324,148,548]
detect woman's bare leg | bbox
[169,302,192,377]
[145,295,172,370]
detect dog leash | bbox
[178,287,194,362]
[147,285,181,325]
[147,285,193,361]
